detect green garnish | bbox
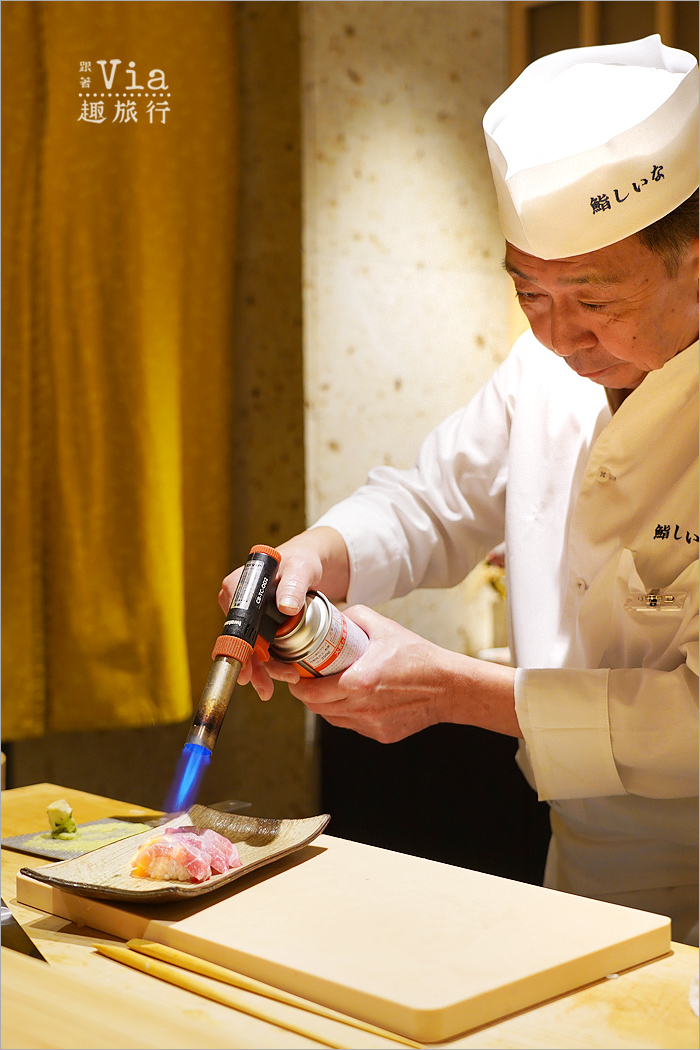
[47,799,77,838]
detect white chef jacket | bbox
[314,330,699,909]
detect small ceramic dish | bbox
[19,805,330,903]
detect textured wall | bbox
[301,1,511,653]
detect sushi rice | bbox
[131,825,242,883]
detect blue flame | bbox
[164,743,211,813]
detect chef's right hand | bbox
[218,527,351,698]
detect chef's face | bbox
[504,233,699,389]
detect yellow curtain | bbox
[2,1,237,737]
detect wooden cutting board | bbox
[17,833,670,1043]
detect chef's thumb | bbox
[276,573,310,614]
[341,604,379,634]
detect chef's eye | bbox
[579,300,607,312]
[515,290,540,303]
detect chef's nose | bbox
[549,304,593,358]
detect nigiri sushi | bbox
[131,825,242,882]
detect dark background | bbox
[321,721,552,883]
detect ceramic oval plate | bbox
[19,805,330,903]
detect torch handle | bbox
[186,544,282,754]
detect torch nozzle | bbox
[185,656,243,753]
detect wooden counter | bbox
[2,784,698,1049]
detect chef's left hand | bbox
[288,605,521,741]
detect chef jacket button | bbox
[575,577,588,593]
[598,467,615,481]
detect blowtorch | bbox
[165,543,287,812]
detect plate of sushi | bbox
[19,804,331,902]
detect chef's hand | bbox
[289,605,522,741]
[218,527,350,700]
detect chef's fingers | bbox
[274,541,331,613]
[284,667,356,708]
[218,546,320,616]
[237,653,275,699]
[219,566,243,613]
[283,604,380,706]
[288,677,346,706]
[219,528,349,616]
[274,553,319,614]
[275,527,351,613]
[342,604,387,635]
[265,656,301,685]
[248,658,276,701]
[239,653,300,701]
[287,605,454,744]
[236,652,257,687]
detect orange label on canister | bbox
[271,592,369,677]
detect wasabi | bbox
[47,799,77,838]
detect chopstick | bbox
[123,938,423,1048]
[95,942,346,1049]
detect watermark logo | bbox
[78,60,170,124]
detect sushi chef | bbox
[221,37,699,944]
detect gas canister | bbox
[271,591,369,677]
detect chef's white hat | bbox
[483,35,698,259]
